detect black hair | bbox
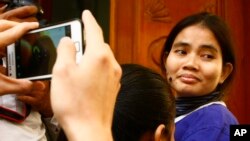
[112,64,175,141]
[160,12,235,97]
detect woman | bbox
[160,12,238,141]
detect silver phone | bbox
[7,19,83,80]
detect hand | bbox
[17,80,53,118]
[0,71,33,95]
[0,5,38,22]
[0,60,32,95]
[51,10,121,141]
[0,5,51,117]
[0,19,39,56]
[0,20,38,95]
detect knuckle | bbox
[114,64,122,78]
[52,63,72,77]
[20,84,32,93]
[94,43,121,78]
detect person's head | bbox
[160,12,235,98]
[112,64,175,141]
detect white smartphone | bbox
[7,19,83,80]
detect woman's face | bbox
[165,25,232,97]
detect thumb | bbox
[0,74,32,95]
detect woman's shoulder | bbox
[176,103,238,127]
[175,103,238,141]
[198,103,237,122]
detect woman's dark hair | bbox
[112,64,175,141]
[160,12,235,97]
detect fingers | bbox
[17,80,52,117]
[16,16,38,22]
[81,10,122,78]
[17,95,36,105]
[0,19,18,31]
[81,10,121,83]
[6,17,38,23]
[0,4,8,13]
[0,20,39,49]
[81,10,122,115]
[11,6,38,18]
[0,74,32,95]
[0,5,38,22]
[16,81,46,105]
[53,37,76,73]
[82,10,104,53]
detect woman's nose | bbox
[182,54,199,71]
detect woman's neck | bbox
[175,91,221,117]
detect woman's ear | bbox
[154,124,175,141]
[219,63,233,84]
[154,124,166,141]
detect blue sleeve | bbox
[182,127,229,141]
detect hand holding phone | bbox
[7,19,83,80]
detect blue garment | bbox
[175,103,238,141]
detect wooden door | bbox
[110,0,225,73]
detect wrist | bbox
[62,120,113,141]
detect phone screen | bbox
[15,25,71,78]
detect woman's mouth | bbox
[178,74,201,84]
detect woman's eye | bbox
[201,54,215,60]
[174,50,186,55]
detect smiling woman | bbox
[160,12,238,141]
[166,25,232,97]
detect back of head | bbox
[112,64,175,141]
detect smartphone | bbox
[7,19,83,80]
